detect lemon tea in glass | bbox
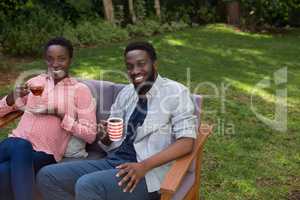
[30,86,44,96]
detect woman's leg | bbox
[0,138,13,200]
[6,137,35,200]
[0,137,56,200]
[0,162,14,200]
[32,151,56,173]
[0,137,39,200]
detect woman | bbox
[0,37,97,200]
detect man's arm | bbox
[116,137,194,192]
[60,84,97,144]
[117,87,197,192]
[97,88,126,151]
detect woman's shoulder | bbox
[26,73,48,84]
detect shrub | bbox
[64,20,129,46]
[1,8,64,55]
[240,0,300,27]
[126,19,162,37]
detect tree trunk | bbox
[103,0,115,24]
[128,0,137,23]
[154,0,161,19]
[226,0,240,26]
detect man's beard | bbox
[135,68,157,95]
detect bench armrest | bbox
[160,125,213,196]
[0,111,23,128]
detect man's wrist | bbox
[140,160,152,173]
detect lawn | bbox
[0,24,299,200]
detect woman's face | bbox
[45,45,71,80]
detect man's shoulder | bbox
[159,77,190,93]
[114,83,135,103]
[119,83,134,95]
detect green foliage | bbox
[114,4,126,26]
[240,0,300,27]
[197,6,218,24]
[63,20,129,46]
[126,19,161,37]
[126,19,189,37]
[134,0,147,22]
[161,4,192,24]
[1,6,64,55]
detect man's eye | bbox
[137,62,146,67]
[58,58,66,62]
[127,65,134,70]
[46,58,53,63]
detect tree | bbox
[102,0,115,24]
[128,0,137,23]
[223,0,240,26]
[154,0,161,19]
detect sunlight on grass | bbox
[232,179,258,197]
[206,24,273,39]
[224,78,277,104]
[236,48,264,56]
[164,37,186,46]
[72,67,102,79]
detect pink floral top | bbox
[0,74,97,161]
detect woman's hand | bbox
[96,120,112,145]
[6,85,29,106]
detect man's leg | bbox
[75,169,153,200]
[37,159,113,200]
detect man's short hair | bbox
[124,41,157,62]
[44,37,73,58]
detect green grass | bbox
[0,24,299,199]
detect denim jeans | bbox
[37,159,160,200]
[0,137,56,200]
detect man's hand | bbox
[116,162,148,193]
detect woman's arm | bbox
[60,84,97,144]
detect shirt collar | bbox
[145,74,164,99]
[46,74,78,86]
[126,74,163,100]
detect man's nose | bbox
[131,66,141,75]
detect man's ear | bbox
[153,60,158,71]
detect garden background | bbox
[0,0,300,199]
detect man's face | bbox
[45,45,71,80]
[125,50,157,89]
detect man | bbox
[37,41,197,200]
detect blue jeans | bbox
[0,137,56,200]
[37,159,160,200]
